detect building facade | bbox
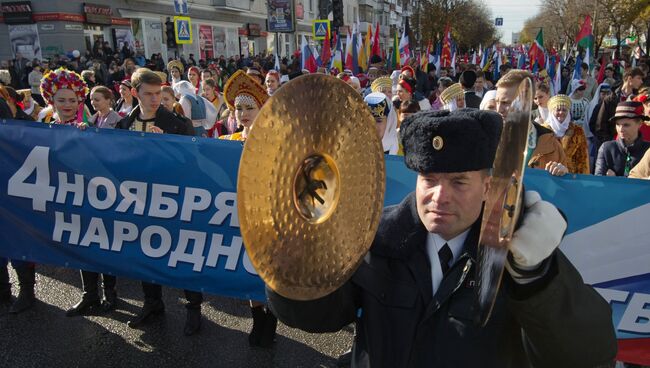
[0,0,413,63]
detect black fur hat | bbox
[399,109,503,173]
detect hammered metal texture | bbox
[476,77,533,325]
[237,75,386,301]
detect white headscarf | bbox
[479,90,497,110]
[547,109,572,138]
[173,80,217,129]
[383,102,399,155]
[585,83,610,128]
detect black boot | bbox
[184,306,201,336]
[100,288,117,313]
[127,299,165,329]
[0,264,11,304]
[259,308,278,348]
[100,274,118,313]
[183,290,203,336]
[66,270,101,317]
[249,306,266,347]
[9,265,35,314]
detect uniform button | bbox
[380,293,386,300]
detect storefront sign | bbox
[83,3,112,25]
[39,24,54,31]
[1,1,33,24]
[267,0,294,33]
[247,23,261,38]
[33,13,85,23]
[64,24,83,31]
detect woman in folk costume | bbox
[371,76,393,100]
[201,78,226,117]
[219,70,276,346]
[364,92,399,155]
[395,77,431,111]
[173,80,217,137]
[544,94,590,174]
[39,68,119,314]
[39,67,90,125]
[187,66,202,94]
[220,70,268,142]
[438,82,465,112]
[167,60,184,87]
[17,89,42,121]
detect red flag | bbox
[441,24,452,68]
[372,23,381,57]
[321,27,331,66]
[596,55,606,84]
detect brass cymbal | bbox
[237,74,386,301]
[476,77,533,325]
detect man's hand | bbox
[507,191,566,270]
[545,161,568,176]
[606,169,616,176]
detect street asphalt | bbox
[0,264,353,368]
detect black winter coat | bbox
[117,105,194,136]
[463,91,482,109]
[267,192,617,368]
[595,136,650,176]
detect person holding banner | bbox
[266,108,617,367]
[38,68,89,126]
[220,70,278,347]
[544,94,590,175]
[38,68,119,316]
[115,69,202,335]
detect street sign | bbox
[173,16,192,44]
[174,0,188,15]
[495,17,503,26]
[312,19,330,40]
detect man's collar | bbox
[428,230,470,265]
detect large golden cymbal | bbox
[237,74,386,301]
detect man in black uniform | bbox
[117,69,201,336]
[267,108,617,367]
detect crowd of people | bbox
[0,46,649,365]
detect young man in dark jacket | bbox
[267,108,617,367]
[595,101,650,176]
[117,69,200,335]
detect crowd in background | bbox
[1,44,650,367]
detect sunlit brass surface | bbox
[476,78,533,326]
[237,74,386,301]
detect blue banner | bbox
[1,121,649,359]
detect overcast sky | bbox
[483,0,542,44]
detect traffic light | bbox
[165,18,177,48]
[332,0,343,30]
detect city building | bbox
[0,0,414,63]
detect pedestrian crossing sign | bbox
[312,20,330,41]
[174,16,192,44]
